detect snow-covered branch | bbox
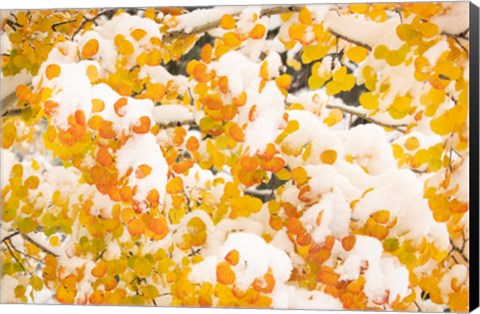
[328,29,371,51]
[21,233,59,257]
[163,5,303,43]
[326,103,407,133]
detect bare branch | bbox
[4,240,26,272]
[52,19,77,31]
[326,103,407,133]
[1,231,20,244]
[163,5,303,43]
[7,242,43,263]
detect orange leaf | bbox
[132,116,151,134]
[216,261,236,285]
[250,24,266,39]
[146,83,166,102]
[297,231,312,246]
[200,43,213,64]
[341,235,356,251]
[15,84,32,101]
[372,210,390,224]
[127,217,145,236]
[166,176,183,194]
[136,164,152,179]
[320,149,337,165]
[114,97,128,117]
[291,167,308,185]
[299,7,313,25]
[233,92,247,107]
[239,156,259,172]
[89,290,104,304]
[228,124,245,142]
[46,64,61,80]
[275,74,292,90]
[220,14,236,30]
[147,216,168,240]
[91,98,105,113]
[91,262,108,278]
[317,266,339,286]
[286,217,304,235]
[131,28,147,41]
[186,136,200,152]
[82,38,99,59]
[252,271,275,293]
[96,147,113,167]
[225,249,240,266]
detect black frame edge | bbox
[469,1,480,312]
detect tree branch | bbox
[1,231,20,244]
[163,5,303,43]
[7,241,43,263]
[326,103,407,133]
[52,19,77,31]
[4,240,26,272]
[71,9,118,39]
[157,119,195,129]
[21,233,59,257]
[328,29,372,51]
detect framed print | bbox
[1,1,479,312]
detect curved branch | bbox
[326,103,407,133]
[163,5,303,43]
[0,231,20,244]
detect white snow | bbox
[189,232,293,290]
[1,149,15,188]
[115,133,168,208]
[0,275,20,303]
[153,105,193,125]
[430,2,469,35]
[168,7,242,34]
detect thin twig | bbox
[52,19,78,31]
[72,9,118,40]
[1,231,20,244]
[7,241,43,263]
[328,29,372,51]
[21,233,59,257]
[453,37,469,56]
[163,5,303,43]
[5,241,26,272]
[326,103,407,133]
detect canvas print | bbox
[0,2,475,312]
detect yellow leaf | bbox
[404,137,420,150]
[166,176,184,194]
[298,7,313,25]
[230,195,263,218]
[220,14,236,30]
[346,46,369,63]
[320,149,337,165]
[359,92,379,110]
